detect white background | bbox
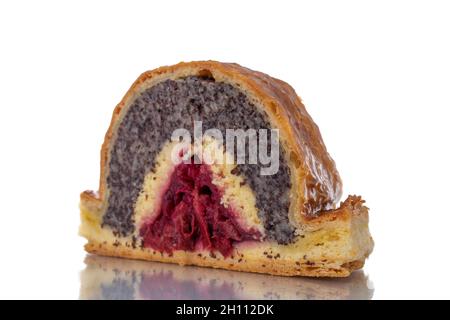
[1,0,449,299]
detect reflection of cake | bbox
[79,61,374,277]
[80,255,374,300]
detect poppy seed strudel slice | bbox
[80,61,374,277]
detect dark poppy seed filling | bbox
[139,162,261,257]
[104,76,294,244]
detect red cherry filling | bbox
[139,163,261,257]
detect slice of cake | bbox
[80,61,373,277]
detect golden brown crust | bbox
[83,61,342,218]
[305,195,368,224]
[84,241,364,278]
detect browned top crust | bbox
[305,195,369,225]
[85,61,342,218]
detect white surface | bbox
[0,0,449,299]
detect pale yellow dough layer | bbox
[134,137,264,235]
[80,194,373,277]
